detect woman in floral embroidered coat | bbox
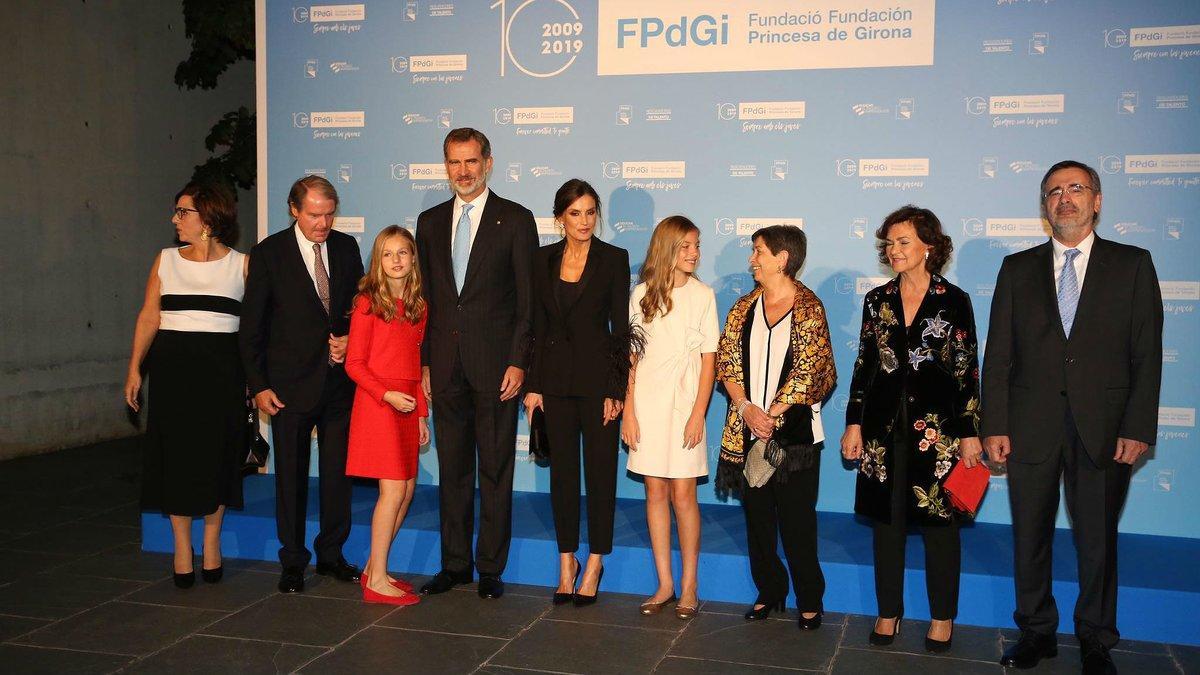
[841,205,983,652]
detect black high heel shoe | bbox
[573,566,604,606]
[744,598,785,621]
[925,620,953,653]
[797,611,823,630]
[869,615,902,646]
[201,565,224,583]
[174,547,195,589]
[553,558,581,605]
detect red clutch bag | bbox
[943,460,991,516]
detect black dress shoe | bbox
[797,611,822,631]
[278,566,305,593]
[201,566,224,584]
[420,568,473,595]
[744,599,785,621]
[573,566,604,606]
[1081,641,1117,675]
[315,558,362,583]
[1000,631,1057,669]
[478,574,505,599]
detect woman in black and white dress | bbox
[125,182,248,588]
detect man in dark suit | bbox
[982,160,1162,674]
[240,175,365,593]
[416,128,537,599]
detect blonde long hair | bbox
[358,226,425,323]
[638,215,699,323]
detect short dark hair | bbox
[286,175,339,215]
[1040,160,1101,198]
[176,182,238,246]
[552,178,602,222]
[442,127,492,159]
[875,205,952,274]
[752,225,807,278]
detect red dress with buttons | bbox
[345,294,427,480]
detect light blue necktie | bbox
[1057,248,1081,337]
[452,203,473,293]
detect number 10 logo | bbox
[491,0,584,78]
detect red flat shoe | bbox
[361,572,413,592]
[363,584,420,606]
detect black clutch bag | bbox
[528,407,550,464]
[243,394,270,472]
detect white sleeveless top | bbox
[157,247,245,333]
[747,297,824,444]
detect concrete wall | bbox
[0,2,256,459]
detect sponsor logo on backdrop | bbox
[1113,221,1153,236]
[534,217,560,236]
[1119,91,1138,114]
[495,106,574,136]
[1108,24,1200,62]
[1163,348,1179,364]
[293,113,310,128]
[1124,154,1200,173]
[613,220,646,233]
[305,59,318,77]
[337,164,352,183]
[616,104,633,125]
[962,217,985,238]
[728,164,757,178]
[1130,24,1200,47]
[402,112,432,124]
[714,218,734,235]
[715,217,802,238]
[596,0,936,76]
[965,96,988,115]
[304,168,326,177]
[390,162,449,192]
[896,97,914,119]
[979,156,997,178]
[506,163,521,182]
[716,103,737,120]
[294,111,364,140]
[1154,470,1174,492]
[837,157,928,190]
[493,0,584,78]
[1155,95,1189,110]
[1159,407,1196,427]
[530,165,562,178]
[772,160,788,180]
[969,94,1063,127]
[603,160,685,191]
[733,101,805,132]
[852,102,889,116]
[645,107,673,121]
[982,38,1013,54]
[302,4,365,34]
[404,0,417,21]
[427,2,454,18]
[833,275,855,295]
[1164,218,1183,240]
[1009,160,1045,174]
[1104,28,1128,48]
[390,163,408,180]
[986,218,1048,237]
[1028,31,1048,55]
[1099,155,1123,174]
[850,217,867,239]
[333,216,364,233]
[393,54,467,84]
[390,56,409,73]
[974,283,995,298]
[856,277,891,294]
[329,60,358,73]
[1160,281,1200,300]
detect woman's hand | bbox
[621,413,640,452]
[124,370,142,412]
[683,412,705,450]
[602,398,623,426]
[960,436,984,469]
[419,417,430,446]
[743,404,775,439]
[383,391,417,413]
[841,424,864,460]
[523,392,543,422]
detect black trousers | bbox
[872,405,961,620]
[431,358,518,576]
[742,453,825,613]
[1007,410,1131,648]
[544,395,619,554]
[271,380,353,569]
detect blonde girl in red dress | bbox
[345,225,429,606]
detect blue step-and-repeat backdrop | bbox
[258,0,1199,538]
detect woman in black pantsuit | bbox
[841,205,984,652]
[524,179,631,606]
[716,226,837,629]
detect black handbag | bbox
[528,407,550,463]
[243,394,270,471]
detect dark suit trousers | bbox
[544,395,618,554]
[742,453,826,613]
[1007,409,1131,648]
[872,403,961,620]
[432,358,518,576]
[270,378,353,569]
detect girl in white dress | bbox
[622,216,719,619]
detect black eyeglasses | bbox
[1043,184,1097,201]
[174,207,200,218]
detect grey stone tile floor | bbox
[0,438,1194,673]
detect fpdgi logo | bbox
[962,217,985,238]
[293,7,309,23]
[616,14,729,48]
[714,218,735,236]
[616,105,632,125]
[493,108,513,125]
[836,159,858,177]
[390,163,409,180]
[716,103,737,120]
[1099,155,1123,174]
[601,162,621,179]
[390,57,409,73]
[1104,28,1128,48]
[293,112,310,128]
[965,96,988,115]
[438,108,453,128]
[305,60,318,78]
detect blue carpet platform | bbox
[143,474,1200,646]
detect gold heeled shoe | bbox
[674,602,699,620]
[639,594,676,615]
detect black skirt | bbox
[141,330,246,517]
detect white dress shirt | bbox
[294,224,331,297]
[1051,230,1095,294]
[449,188,490,252]
[747,297,825,443]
